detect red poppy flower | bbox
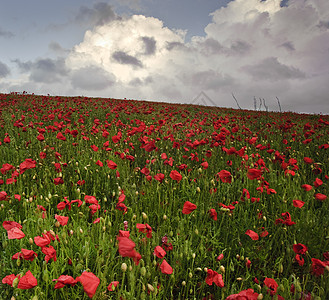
[2,274,18,286]
[315,193,327,201]
[209,209,217,221]
[201,161,208,169]
[95,160,103,167]
[12,249,38,262]
[303,157,313,164]
[90,145,98,152]
[170,170,182,182]
[37,133,45,141]
[247,168,262,180]
[117,236,142,265]
[295,254,305,266]
[54,177,64,185]
[1,163,14,174]
[226,288,259,300]
[293,243,308,255]
[7,227,25,239]
[56,132,66,141]
[85,195,98,204]
[293,199,305,208]
[314,178,323,187]
[3,220,22,231]
[154,173,165,183]
[19,158,36,174]
[107,160,117,169]
[217,170,232,183]
[42,245,57,263]
[275,212,296,226]
[76,271,100,298]
[245,230,259,241]
[160,259,173,274]
[182,201,197,214]
[118,230,130,237]
[205,269,224,287]
[136,223,152,238]
[0,191,8,201]
[311,258,327,276]
[55,214,69,226]
[107,281,119,291]
[154,246,166,259]
[17,270,38,289]
[264,277,278,296]
[34,234,51,247]
[216,253,224,261]
[53,275,77,289]
[301,184,312,191]
[57,197,71,210]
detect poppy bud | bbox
[29,237,34,245]
[147,284,155,292]
[142,212,147,220]
[79,228,83,234]
[55,221,60,228]
[182,281,186,286]
[194,229,199,235]
[220,265,225,273]
[257,294,263,300]
[278,263,283,273]
[12,277,19,288]
[196,187,201,193]
[16,258,21,266]
[192,253,196,259]
[121,263,127,272]
[163,215,167,220]
[140,267,146,276]
[189,272,193,278]
[70,229,74,236]
[236,277,243,281]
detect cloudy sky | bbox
[0,0,328,114]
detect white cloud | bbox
[4,0,329,113]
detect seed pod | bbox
[121,263,127,272]
[147,284,155,293]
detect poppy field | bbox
[0,92,328,299]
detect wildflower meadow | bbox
[0,92,328,299]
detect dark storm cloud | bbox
[13,58,68,83]
[318,20,329,29]
[230,40,251,55]
[129,76,153,86]
[242,57,305,81]
[112,51,143,68]
[71,65,116,90]
[181,70,234,90]
[198,38,223,56]
[0,61,10,78]
[166,42,187,51]
[75,2,119,27]
[280,41,295,52]
[48,42,69,55]
[0,28,14,38]
[12,59,32,72]
[140,36,156,55]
